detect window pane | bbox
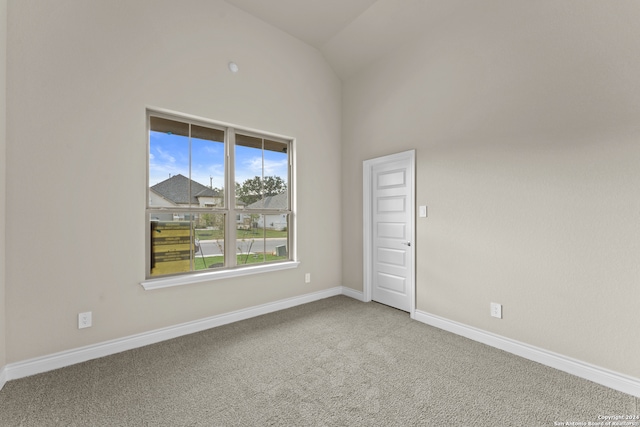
[237,214,264,265]
[235,134,289,210]
[194,213,225,270]
[149,217,195,277]
[263,139,289,210]
[191,124,225,208]
[235,213,289,265]
[149,117,190,208]
[235,134,264,208]
[271,214,289,261]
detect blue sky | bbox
[149,131,288,189]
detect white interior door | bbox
[364,150,415,314]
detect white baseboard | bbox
[341,286,365,302]
[0,365,6,391]
[5,290,635,400]
[414,310,640,398]
[1,286,345,387]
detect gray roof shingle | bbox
[151,174,220,205]
[245,192,288,210]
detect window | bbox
[146,110,294,280]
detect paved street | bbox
[197,238,287,256]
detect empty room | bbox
[0,0,639,425]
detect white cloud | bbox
[236,156,288,183]
[156,147,176,164]
[264,158,288,176]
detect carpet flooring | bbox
[0,295,637,426]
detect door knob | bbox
[401,241,411,246]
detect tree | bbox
[236,176,286,206]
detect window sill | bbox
[140,261,300,291]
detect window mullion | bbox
[261,138,265,206]
[227,128,237,268]
[188,123,194,272]
[288,140,295,262]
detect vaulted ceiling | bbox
[224,0,471,80]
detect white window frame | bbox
[141,109,298,290]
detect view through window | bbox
[147,112,292,278]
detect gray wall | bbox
[4,0,640,385]
[5,0,342,363]
[342,0,640,378]
[0,0,7,370]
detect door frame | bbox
[363,149,416,318]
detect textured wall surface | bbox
[0,0,7,370]
[4,0,640,385]
[5,0,341,363]
[342,0,640,378]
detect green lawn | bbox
[195,228,287,240]
[194,253,288,269]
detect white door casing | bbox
[363,150,415,316]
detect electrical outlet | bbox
[490,303,502,319]
[78,312,92,329]
[305,273,311,283]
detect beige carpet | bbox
[0,295,637,426]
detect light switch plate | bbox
[419,205,427,217]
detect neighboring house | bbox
[150,174,221,222]
[243,193,288,230]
